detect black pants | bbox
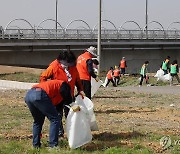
[81,80,91,100]
[139,75,148,85]
[114,76,120,85]
[106,79,116,87]
[121,68,125,75]
[56,102,69,136]
[171,73,180,83]
[56,94,75,136]
[163,69,168,75]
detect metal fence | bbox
[1,29,180,40]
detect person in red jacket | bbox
[113,65,121,85]
[76,46,99,99]
[40,50,84,137]
[24,80,72,148]
[120,57,127,75]
[105,67,116,87]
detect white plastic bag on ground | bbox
[154,69,164,78]
[91,77,103,97]
[83,96,99,131]
[154,69,164,81]
[154,69,172,82]
[66,101,92,149]
[163,73,172,81]
[155,72,172,82]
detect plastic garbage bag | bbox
[66,103,92,149]
[75,95,99,131]
[154,69,172,82]
[91,77,103,97]
[163,73,172,81]
[83,96,99,131]
[156,73,172,82]
[154,69,164,78]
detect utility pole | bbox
[56,0,58,38]
[145,0,148,38]
[97,0,102,75]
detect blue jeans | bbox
[25,88,60,148]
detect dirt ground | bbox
[0,65,180,152]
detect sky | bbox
[1,0,180,30]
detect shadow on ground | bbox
[81,131,144,151]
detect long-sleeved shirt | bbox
[86,59,97,79]
[40,59,83,96]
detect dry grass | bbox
[0,66,179,153]
[0,87,180,153]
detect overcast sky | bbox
[1,0,180,29]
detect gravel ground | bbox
[114,85,180,95]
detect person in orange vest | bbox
[105,67,116,87]
[120,57,127,75]
[76,46,99,99]
[113,65,121,85]
[40,50,84,138]
[24,80,72,148]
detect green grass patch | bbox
[0,72,39,83]
[104,146,152,154]
[0,71,170,87]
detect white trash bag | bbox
[154,69,172,82]
[91,77,103,97]
[66,102,92,149]
[154,69,165,81]
[154,69,164,78]
[82,96,99,131]
[163,73,172,81]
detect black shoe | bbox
[58,133,64,138]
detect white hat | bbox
[86,46,97,57]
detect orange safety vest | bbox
[120,60,126,68]
[113,69,120,77]
[33,80,64,106]
[40,60,82,96]
[76,52,92,81]
[107,70,113,79]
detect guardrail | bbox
[0,29,180,40]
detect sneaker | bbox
[47,146,59,152]
[58,133,64,138]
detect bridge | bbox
[1,19,180,73]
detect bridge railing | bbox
[1,29,180,40]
